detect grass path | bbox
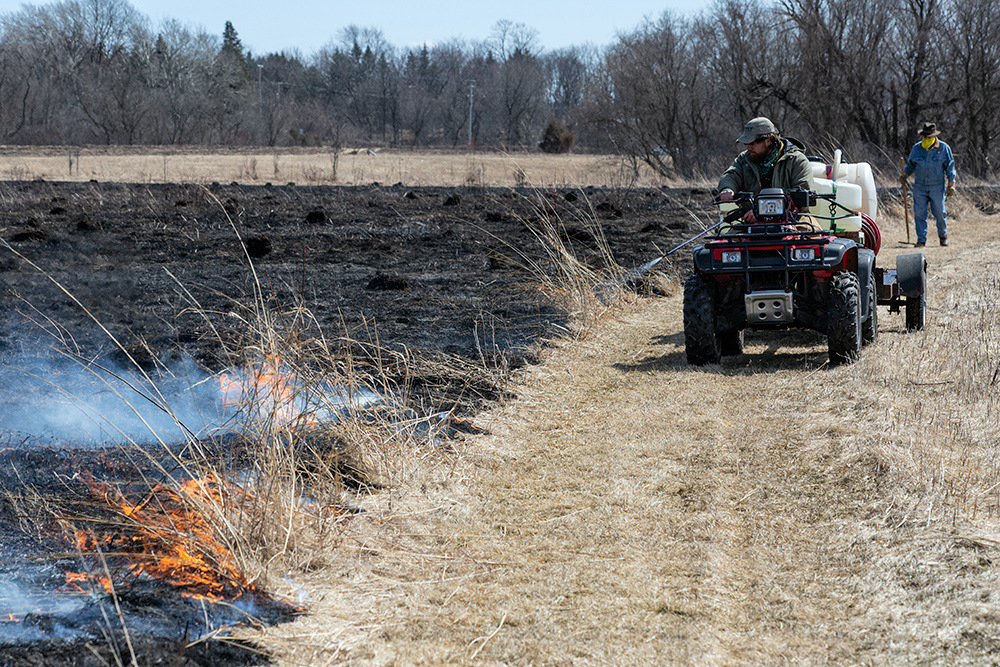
[250,200,1000,665]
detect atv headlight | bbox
[791,247,816,261]
[757,195,785,218]
[721,250,742,264]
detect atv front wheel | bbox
[827,271,861,364]
[683,274,721,365]
[905,292,926,331]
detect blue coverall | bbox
[903,139,957,243]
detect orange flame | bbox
[64,571,114,595]
[65,474,258,602]
[219,355,317,428]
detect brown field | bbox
[0,146,699,189]
[2,149,998,665]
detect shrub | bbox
[538,117,576,154]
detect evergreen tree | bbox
[221,21,246,66]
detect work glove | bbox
[899,173,908,186]
[946,181,956,198]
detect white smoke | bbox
[0,351,228,446]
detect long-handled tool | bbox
[900,156,911,244]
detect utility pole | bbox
[258,64,263,109]
[467,81,475,150]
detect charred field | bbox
[0,179,704,666]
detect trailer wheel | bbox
[827,271,861,365]
[905,292,926,331]
[861,270,878,346]
[719,329,744,356]
[683,274,721,365]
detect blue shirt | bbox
[904,139,956,185]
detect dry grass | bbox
[483,188,638,336]
[0,146,702,189]
[233,192,1000,665]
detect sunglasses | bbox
[745,135,768,147]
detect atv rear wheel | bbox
[827,271,861,364]
[905,292,926,331]
[683,274,721,365]
[861,270,878,346]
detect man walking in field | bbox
[901,122,956,247]
[718,116,812,203]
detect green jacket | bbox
[718,139,812,197]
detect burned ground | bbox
[0,180,706,408]
[0,180,705,666]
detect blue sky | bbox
[119,0,708,56]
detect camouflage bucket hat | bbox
[737,117,777,144]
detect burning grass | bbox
[64,473,267,601]
[1,289,481,635]
[0,188,552,624]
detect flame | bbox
[64,571,114,595]
[219,355,317,429]
[65,474,258,602]
[54,356,353,606]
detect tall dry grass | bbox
[483,188,640,335]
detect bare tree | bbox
[545,46,593,122]
[945,0,1000,176]
[487,20,540,61]
[497,47,546,147]
[887,0,948,138]
[711,0,793,124]
[586,12,702,175]
[146,21,216,144]
[778,0,896,153]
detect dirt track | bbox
[247,196,1000,665]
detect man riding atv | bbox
[718,117,812,216]
[682,117,927,367]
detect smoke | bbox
[0,576,85,619]
[0,346,390,446]
[0,351,228,446]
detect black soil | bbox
[0,179,709,666]
[0,181,708,408]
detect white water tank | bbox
[808,160,877,220]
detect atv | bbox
[683,181,926,366]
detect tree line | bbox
[1,0,997,179]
